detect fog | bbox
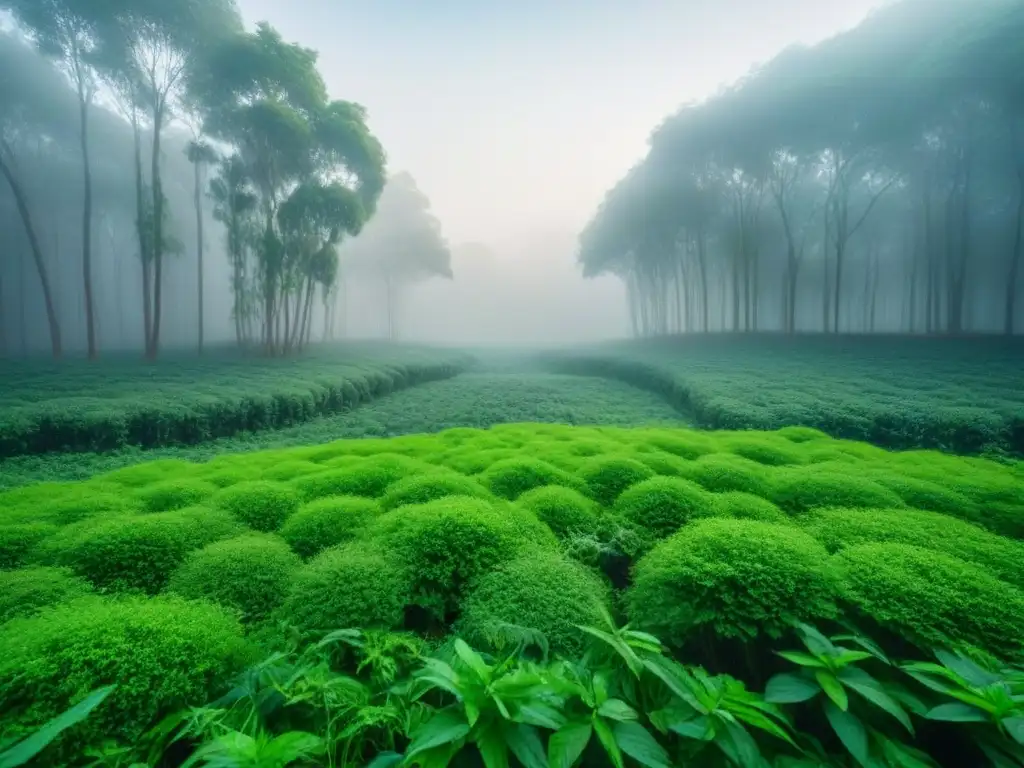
[5,0,1021,357]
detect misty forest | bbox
[1,1,1024,767]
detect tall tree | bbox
[185,139,218,353]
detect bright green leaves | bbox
[0,685,115,768]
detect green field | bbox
[2,339,1024,767]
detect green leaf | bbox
[454,639,492,684]
[726,704,797,747]
[815,671,848,711]
[839,667,913,733]
[642,656,701,710]
[593,717,624,768]
[611,721,671,768]
[505,723,547,768]
[934,651,1002,688]
[517,703,566,731]
[1004,717,1024,746]
[717,719,766,768]
[406,707,470,759]
[796,623,836,656]
[666,715,712,740]
[925,703,989,722]
[824,700,870,767]
[477,722,511,768]
[548,721,591,768]
[778,651,828,669]
[879,737,940,768]
[0,685,115,768]
[833,634,892,664]
[365,752,405,768]
[597,699,638,722]
[834,650,874,667]
[764,673,820,704]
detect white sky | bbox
[235,0,883,256]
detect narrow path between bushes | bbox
[0,372,689,488]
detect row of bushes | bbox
[0,348,472,457]
[538,335,1024,455]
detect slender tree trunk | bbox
[0,151,62,357]
[193,160,205,354]
[149,105,165,359]
[1005,168,1023,335]
[77,81,97,359]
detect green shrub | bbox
[168,533,301,621]
[628,518,837,644]
[631,450,694,477]
[279,496,381,559]
[0,595,252,759]
[801,507,1024,588]
[722,435,806,466]
[712,492,788,523]
[770,470,905,514]
[578,455,656,506]
[261,460,325,482]
[279,544,410,632]
[100,460,200,488]
[614,476,717,538]
[516,485,601,539]
[137,478,218,513]
[0,522,57,569]
[479,457,583,500]
[832,543,1024,659]
[776,426,830,443]
[211,481,300,531]
[865,473,979,517]
[677,453,772,496]
[39,507,241,593]
[291,463,406,501]
[0,567,92,623]
[366,497,545,622]
[36,490,140,525]
[458,554,609,656]
[381,473,492,510]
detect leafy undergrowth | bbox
[1,423,1023,763]
[0,342,472,458]
[539,335,1024,456]
[0,373,685,488]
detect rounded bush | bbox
[381,473,492,510]
[168,533,301,621]
[212,481,301,531]
[628,518,837,644]
[367,497,545,622]
[0,522,57,569]
[261,460,325,482]
[614,477,717,539]
[479,457,583,500]
[833,543,1024,660]
[579,456,656,506]
[0,595,252,760]
[516,485,601,539]
[279,496,381,558]
[458,555,609,656]
[0,567,92,623]
[677,453,773,496]
[101,459,200,488]
[722,435,806,466]
[776,426,830,443]
[865,474,978,518]
[770,470,905,515]
[292,463,406,501]
[280,544,410,632]
[36,490,140,525]
[136,478,217,513]
[712,492,788,523]
[39,507,241,593]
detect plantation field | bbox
[0,373,686,488]
[541,335,1024,456]
[0,343,472,458]
[1,422,1023,764]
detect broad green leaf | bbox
[935,651,1002,688]
[0,685,115,768]
[716,719,764,768]
[839,667,913,733]
[597,699,638,723]
[406,707,470,759]
[477,722,511,768]
[548,720,591,768]
[833,634,892,664]
[880,737,940,768]
[611,721,671,768]
[925,702,989,722]
[815,671,848,711]
[1004,717,1024,746]
[642,656,701,710]
[365,752,405,768]
[726,704,796,747]
[764,673,820,704]
[593,717,624,768]
[666,715,712,740]
[824,700,869,767]
[796,623,836,656]
[517,703,566,731]
[454,639,492,684]
[778,651,828,669]
[834,651,875,667]
[505,723,547,768]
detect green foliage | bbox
[629,518,838,644]
[279,544,410,632]
[578,455,656,505]
[0,595,252,759]
[212,480,300,531]
[515,485,602,539]
[292,462,406,501]
[478,457,583,500]
[0,523,56,569]
[833,543,1024,660]
[770,469,906,515]
[279,495,381,558]
[366,497,550,623]
[676,452,773,496]
[711,491,789,522]
[137,478,217,512]
[614,476,717,538]
[38,506,241,593]
[457,554,609,656]
[0,566,91,623]
[168,533,301,621]
[380,472,492,510]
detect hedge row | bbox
[0,345,472,457]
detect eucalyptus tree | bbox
[209,154,258,346]
[185,139,218,353]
